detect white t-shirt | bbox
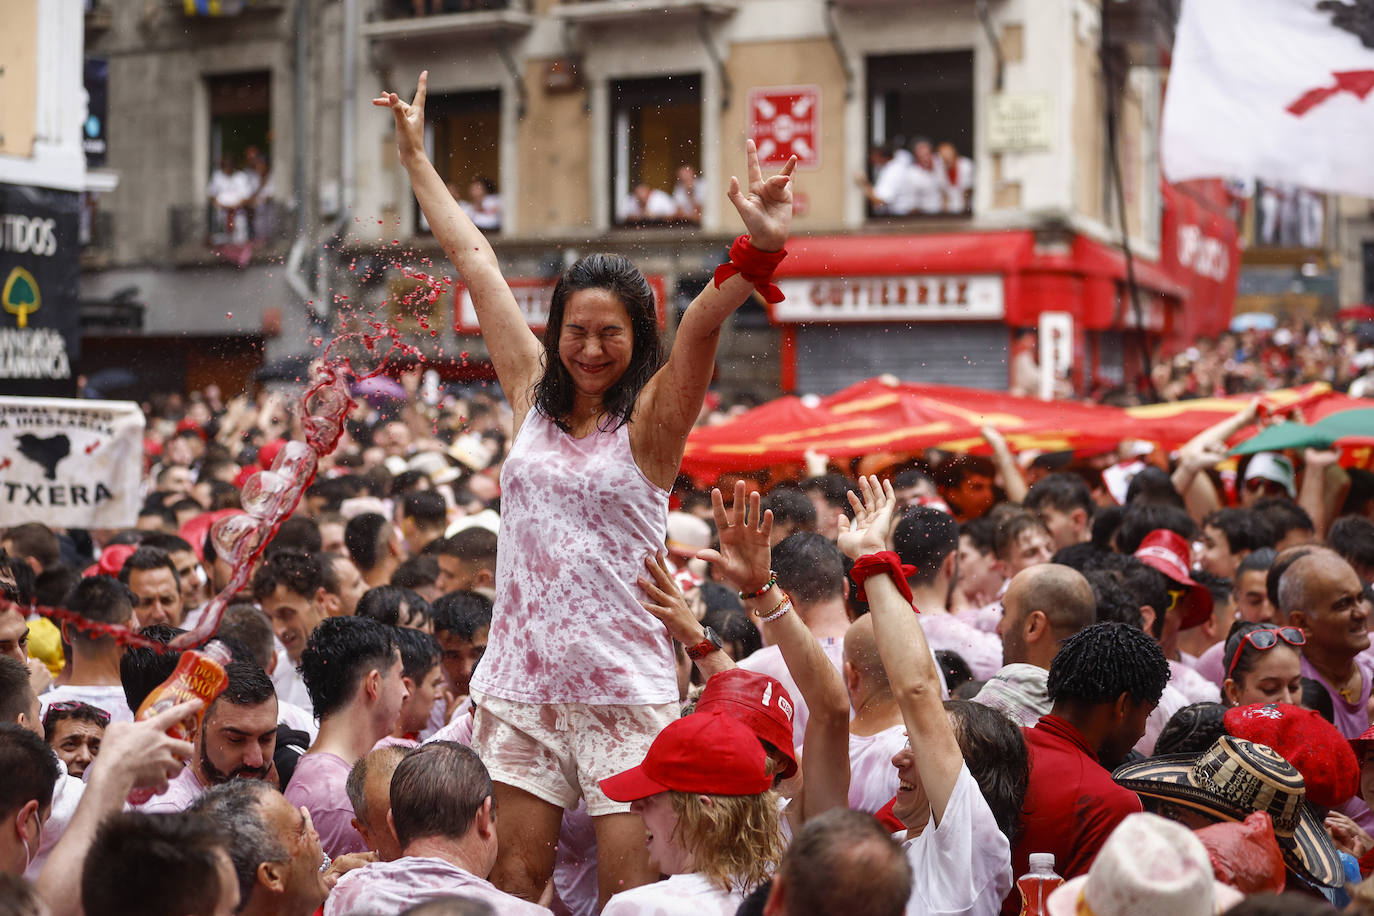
[271,648,313,716]
[622,188,677,221]
[902,764,1011,916]
[911,164,945,214]
[1137,683,1189,756]
[849,725,907,814]
[39,684,133,724]
[872,150,920,215]
[26,759,83,879]
[135,763,207,814]
[602,872,747,916]
[1168,659,1222,705]
[916,613,1003,681]
[326,856,551,916]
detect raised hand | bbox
[696,481,773,594]
[837,475,897,560]
[727,140,796,252]
[372,71,429,166]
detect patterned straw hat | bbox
[1113,735,1343,887]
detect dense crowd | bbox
[5,73,1374,916]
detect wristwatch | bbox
[685,627,724,661]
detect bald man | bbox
[346,745,407,861]
[977,564,1097,726]
[843,615,907,814]
[1281,552,1372,739]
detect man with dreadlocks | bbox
[998,622,1170,916]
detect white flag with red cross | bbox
[1162,0,1374,197]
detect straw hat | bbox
[1045,813,1242,916]
[1113,735,1344,887]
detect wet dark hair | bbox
[82,812,228,916]
[1202,508,1276,555]
[893,507,959,586]
[1252,498,1315,542]
[774,532,845,603]
[251,550,323,603]
[299,616,397,719]
[1083,569,1145,630]
[1047,622,1169,707]
[533,253,664,433]
[430,591,493,640]
[357,585,431,629]
[761,486,816,530]
[1154,702,1227,756]
[1024,473,1094,518]
[945,699,1029,841]
[1115,504,1198,555]
[1300,677,1335,723]
[1123,466,1184,508]
[393,626,443,682]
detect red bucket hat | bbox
[1224,702,1359,809]
[695,668,797,778]
[1133,529,1214,630]
[599,713,772,803]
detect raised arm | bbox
[839,477,963,826]
[374,73,542,415]
[632,144,796,485]
[38,700,199,916]
[698,482,851,823]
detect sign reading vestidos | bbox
[772,276,1005,322]
[0,397,144,528]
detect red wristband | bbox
[713,234,787,304]
[849,551,918,608]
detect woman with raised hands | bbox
[374,74,797,905]
[838,476,1020,916]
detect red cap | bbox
[233,464,260,489]
[1224,703,1359,808]
[695,668,797,778]
[179,508,244,564]
[86,544,136,579]
[1133,529,1214,630]
[174,418,207,441]
[599,713,772,802]
[1350,724,1374,761]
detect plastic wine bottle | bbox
[127,640,232,805]
[1017,853,1064,916]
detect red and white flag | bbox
[1162,0,1374,197]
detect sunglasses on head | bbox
[44,701,111,727]
[1226,625,1305,679]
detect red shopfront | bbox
[768,189,1238,396]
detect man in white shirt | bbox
[38,576,136,724]
[856,142,919,216]
[843,615,906,813]
[910,139,945,214]
[621,183,677,223]
[325,741,550,915]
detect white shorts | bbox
[471,691,678,816]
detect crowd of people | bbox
[855,137,974,217]
[4,72,1374,916]
[1142,319,1374,405]
[620,166,705,226]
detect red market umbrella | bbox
[681,378,1132,483]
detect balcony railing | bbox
[373,0,515,19]
[168,202,292,265]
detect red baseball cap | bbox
[599,713,772,802]
[695,668,797,778]
[84,544,136,579]
[1350,724,1374,761]
[1224,703,1359,809]
[1134,529,1214,630]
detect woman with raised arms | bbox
[375,73,796,906]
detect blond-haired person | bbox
[598,713,784,914]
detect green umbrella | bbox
[1230,408,1374,456]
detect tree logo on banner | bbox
[749,86,821,169]
[2,268,41,329]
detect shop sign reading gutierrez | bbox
[771,275,1004,323]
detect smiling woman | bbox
[375,70,797,906]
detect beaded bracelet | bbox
[738,570,777,600]
[759,595,793,624]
